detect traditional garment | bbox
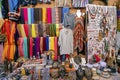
[73,16,85,54]
[58,28,73,55]
[55,8,59,24]
[72,0,89,8]
[2,20,16,61]
[63,13,75,29]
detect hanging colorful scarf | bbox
[30,37,33,58]
[24,24,29,37]
[38,24,43,37]
[55,8,59,24]
[47,8,52,23]
[20,8,24,24]
[23,8,28,24]
[28,8,31,24]
[54,37,58,60]
[36,37,40,57]
[33,38,36,57]
[18,38,24,57]
[56,24,59,37]
[52,8,56,24]
[23,38,28,58]
[49,37,54,51]
[43,37,46,51]
[46,36,49,51]
[21,24,26,37]
[28,24,32,38]
[32,24,36,38]
[40,37,43,53]
[31,8,34,24]
[42,8,46,23]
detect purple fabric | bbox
[36,37,40,57]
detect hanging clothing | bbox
[72,0,89,8]
[63,13,75,29]
[73,16,85,54]
[58,28,73,55]
[8,0,19,12]
[62,7,69,23]
[2,20,16,61]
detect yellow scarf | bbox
[49,37,54,51]
[42,8,46,23]
[32,24,36,38]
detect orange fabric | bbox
[2,19,16,61]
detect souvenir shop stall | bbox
[0,0,120,80]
